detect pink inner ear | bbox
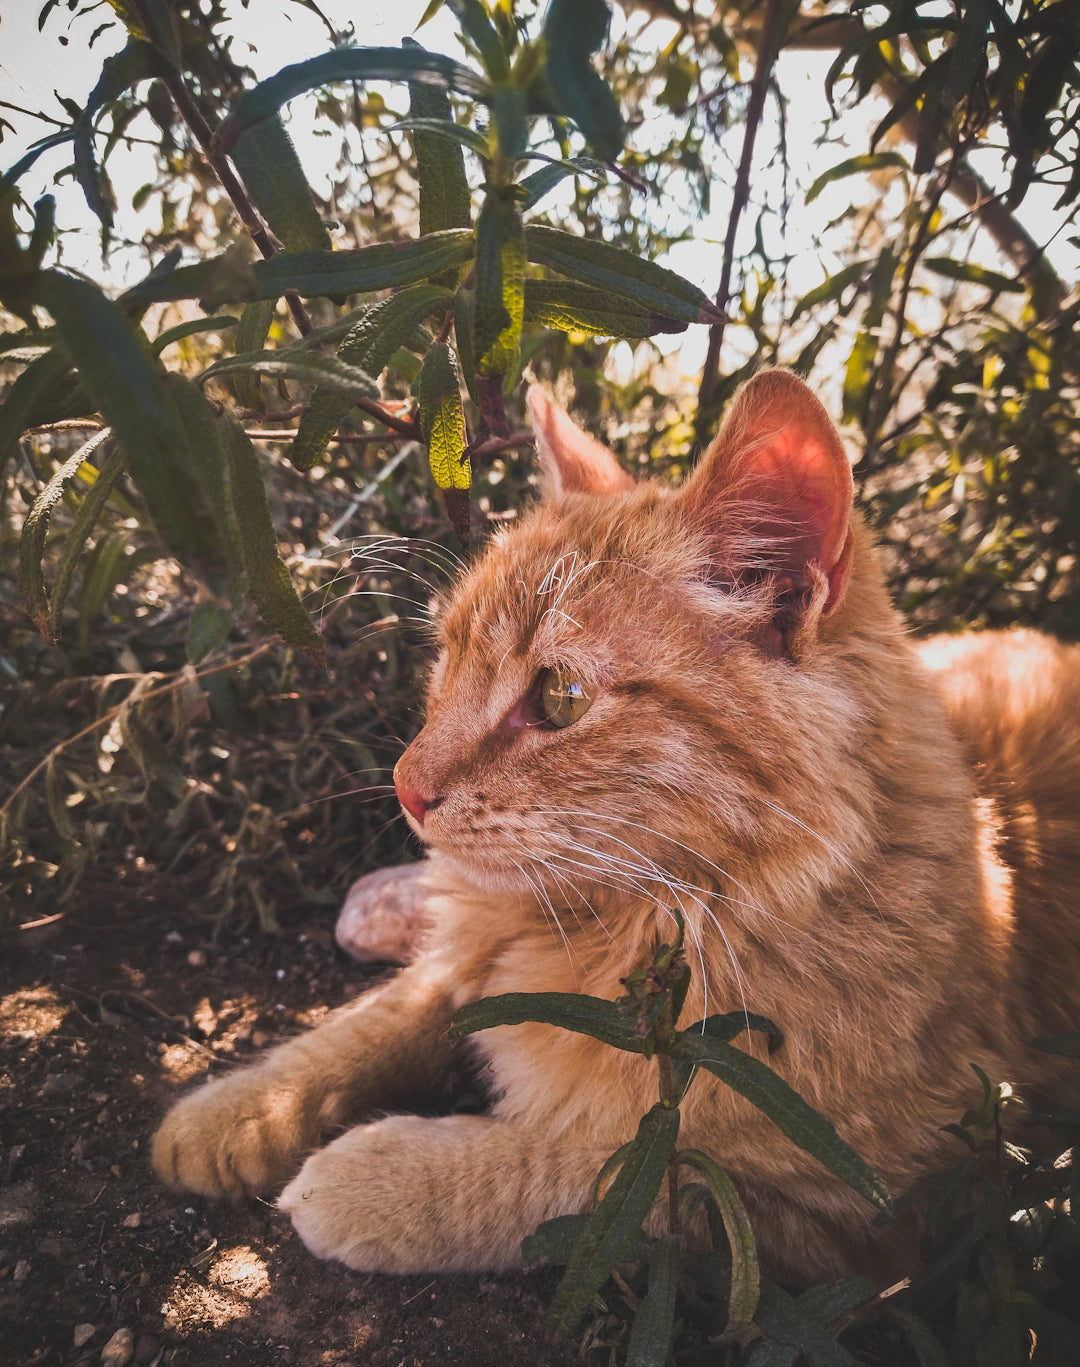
[683,371,854,608]
[526,386,635,497]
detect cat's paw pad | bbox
[152,1071,316,1199]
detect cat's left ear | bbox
[681,369,854,621]
[526,386,635,498]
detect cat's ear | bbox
[526,385,635,498]
[681,369,854,624]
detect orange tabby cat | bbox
[152,370,1080,1283]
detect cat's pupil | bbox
[539,667,594,729]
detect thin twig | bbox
[696,0,788,427]
[243,428,415,445]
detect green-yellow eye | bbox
[539,666,595,729]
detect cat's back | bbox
[918,629,1080,1051]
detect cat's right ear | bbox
[526,386,635,498]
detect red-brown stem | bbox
[696,0,788,428]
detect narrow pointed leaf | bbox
[523,279,688,337]
[293,282,452,470]
[231,298,277,409]
[200,348,380,404]
[522,1213,590,1267]
[447,0,509,81]
[625,1235,681,1367]
[673,1035,892,1212]
[418,342,469,492]
[752,1281,866,1365]
[391,115,490,159]
[1032,1031,1080,1058]
[216,48,488,152]
[405,38,472,249]
[119,249,259,308]
[0,347,76,477]
[151,314,239,355]
[681,1012,784,1052]
[49,442,126,639]
[219,412,325,665]
[164,375,244,582]
[475,189,525,372]
[546,1103,679,1335]
[251,230,474,299]
[677,1148,759,1327]
[805,152,909,205]
[19,427,113,641]
[525,225,720,324]
[543,0,625,161]
[450,991,647,1053]
[230,113,332,253]
[923,258,1025,293]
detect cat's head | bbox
[393,370,884,909]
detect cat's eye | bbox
[538,666,595,729]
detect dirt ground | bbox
[0,871,570,1367]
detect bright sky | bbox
[1,0,1072,395]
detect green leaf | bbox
[18,427,113,641]
[475,188,525,372]
[543,0,625,162]
[200,348,380,405]
[151,314,239,356]
[164,375,244,583]
[0,347,76,478]
[293,282,452,471]
[790,260,874,323]
[447,0,509,81]
[1032,1031,1080,1059]
[216,47,488,152]
[405,37,472,251]
[522,1213,590,1267]
[390,115,490,159]
[119,249,259,309]
[187,601,235,664]
[523,279,687,337]
[231,298,277,409]
[923,258,1025,293]
[677,1149,759,1328]
[449,991,648,1053]
[219,411,325,665]
[525,225,721,325]
[492,83,528,159]
[805,152,910,205]
[31,270,220,564]
[252,229,474,299]
[752,1281,864,1367]
[546,1103,680,1335]
[883,1309,951,1367]
[683,1012,784,1053]
[49,442,127,640]
[230,113,332,253]
[418,342,469,491]
[672,1036,892,1212]
[841,247,898,425]
[625,1234,681,1367]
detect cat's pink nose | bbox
[394,775,436,825]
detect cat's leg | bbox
[152,959,460,1199]
[335,861,430,964]
[279,1113,611,1272]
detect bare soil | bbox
[0,873,569,1367]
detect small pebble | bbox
[13,1259,30,1283]
[251,1030,269,1048]
[100,1325,135,1366]
[122,1212,141,1229]
[74,1323,96,1349]
[186,949,206,968]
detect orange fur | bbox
[152,371,1080,1284]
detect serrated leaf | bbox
[119,248,259,309]
[475,189,525,372]
[752,1281,863,1366]
[546,1104,680,1335]
[525,225,720,324]
[522,1213,590,1268]
[164,374,244,583]
[449,991,647,1053]
[293,282,452,471]
[0,347,76,479]
[251,229,474,299]
[677,1149,759,1328]
[216,47,488,152]
[418,342,469,492]
[219,411,325,666]
[19,427,113,641]
[231,113,332,253]
[923,257,1025,293]
[805,152,909,205]
[523,279,687,337]
[625,1234,680,1367]
[543,0,625,162]
[682,1012,785,1052]
[391,115,490,158]
[673,1035,892,1212]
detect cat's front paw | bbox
[152,1068,319,1199]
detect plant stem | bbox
[696,0,788,432]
